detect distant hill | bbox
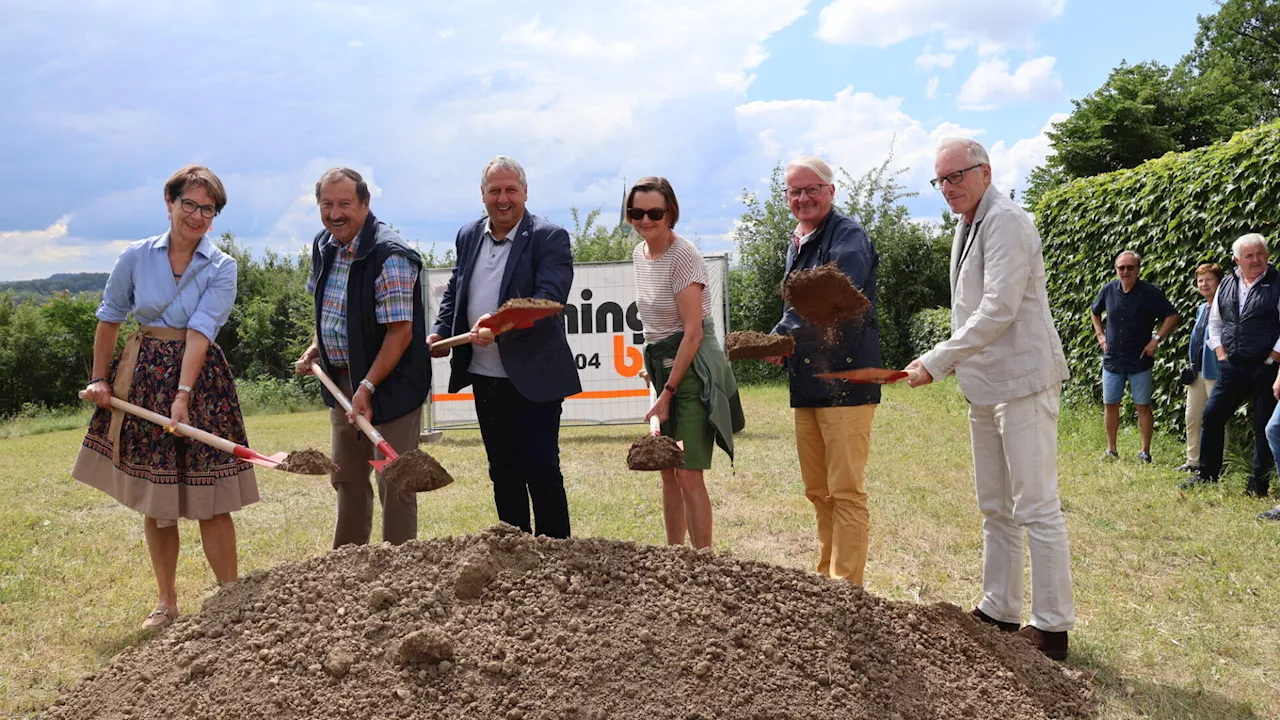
[0,272,109,299]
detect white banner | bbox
[425,256,729,429]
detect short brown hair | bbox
[626,176,680,228]
[1196,262,1224,281]
[316,167,371,205]
[164,165,227,213]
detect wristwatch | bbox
[359,378,377,394]
[1151,333,1161,342]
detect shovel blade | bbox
[815,368,909,384]
[369,458,391,472]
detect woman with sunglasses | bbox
[74,165,259,630]
[629,176,744,549]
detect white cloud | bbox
[916,52,955,70]
[986,112,1069,194]
[925,77,940,100]
[735,86,984,195]
[957,56,1064,110]
[437,28,455,39]
[816,0,1066,50]
[0,215,131,280]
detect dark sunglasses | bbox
[627,207,666,222]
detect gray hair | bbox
[315,167,370,204]
[1116,250,1141,265]
[1232,233,1269,257]
[481,156,527,189]
[786,155,835,184]
[936,137,991,166]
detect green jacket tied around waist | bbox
[642,318,746,463]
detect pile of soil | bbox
[725,331,796,361]
[41,525,1095,720]
[384,448,454,494]
[274,449,339,475]
[626,434,685,471]
[782,263,870,328]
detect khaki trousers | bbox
[794,405,876,585]
[1185,377,1215,465]
[328,372,422,548]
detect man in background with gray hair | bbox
[428,156,580,538]
[907,137,1074,661]
[1089,250,1179,463]
[1189,232,1280,499]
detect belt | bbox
[109,325,188,465]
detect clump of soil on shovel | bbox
[383,447,454,494]
[627,434,685,471]
[39,525,1096,720]
[274,449,338,475]
[497,297,564,313]
[782,262,871,328]
[725,330,796,361]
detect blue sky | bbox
[0,0,1214,281]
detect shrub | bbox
[1037,120,1280,432]
[909,307,952,360]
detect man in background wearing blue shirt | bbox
[1090,251,1179,463]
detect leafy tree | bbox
[569,206,634,262]
[1182,0,1280,126]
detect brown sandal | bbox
[141,606,176,630]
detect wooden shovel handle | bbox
[430,327,499,352]
[78,391,239,454]
[309,363,398,460]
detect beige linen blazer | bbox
[919,184,1069,405]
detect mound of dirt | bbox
[274,449,338,475]
[782,263,870,329]
[626,434,685,471]
[39,525,1095,720]
[725,331,796,361]
[384,448,454,494]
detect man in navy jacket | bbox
[428,156,581,538]
[770,155,882,587]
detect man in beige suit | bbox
[905,138,1075,661]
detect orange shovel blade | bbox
[815,368,909,384]
[478,304,564,332]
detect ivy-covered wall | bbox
[1037,121,1280,430]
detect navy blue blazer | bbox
[431,212,582,403]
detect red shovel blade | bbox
[370,440,400,472]
[815,368,910,384]
[478,304,564,332]
[232,446,290,469]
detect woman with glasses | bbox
[629,176,743,550]
[74,165,258,630]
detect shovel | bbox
[78,391,289,470]
[815,368,920,384]
[309,363,398,472]
[430,300,564,352]
[626,374,684,471]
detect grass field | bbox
[1,380,1277,719]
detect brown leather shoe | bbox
[971,607,1019,633]
[1016,625,1068,661]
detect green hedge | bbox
[1037,121,1280,431]
[909,307,952,360]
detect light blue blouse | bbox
[96,232,238,343]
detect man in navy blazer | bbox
[428,156,581,538]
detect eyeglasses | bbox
[177,197,217,219]
[785,183,830,199]
[930,164,984,189]
[627,207,666,222]
[1116,265,1138,271]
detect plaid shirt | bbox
[308,238,417,367]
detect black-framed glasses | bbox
[1116,264,1138,271]
[177,197,217,219]
[785,183,830,199]
[627,207,666,222]
[930,164,983,189]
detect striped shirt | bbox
[633,235,713,353]
[307,238,417,367]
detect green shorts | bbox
[661,371,715,470]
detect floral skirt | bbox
[73,336,259,526]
